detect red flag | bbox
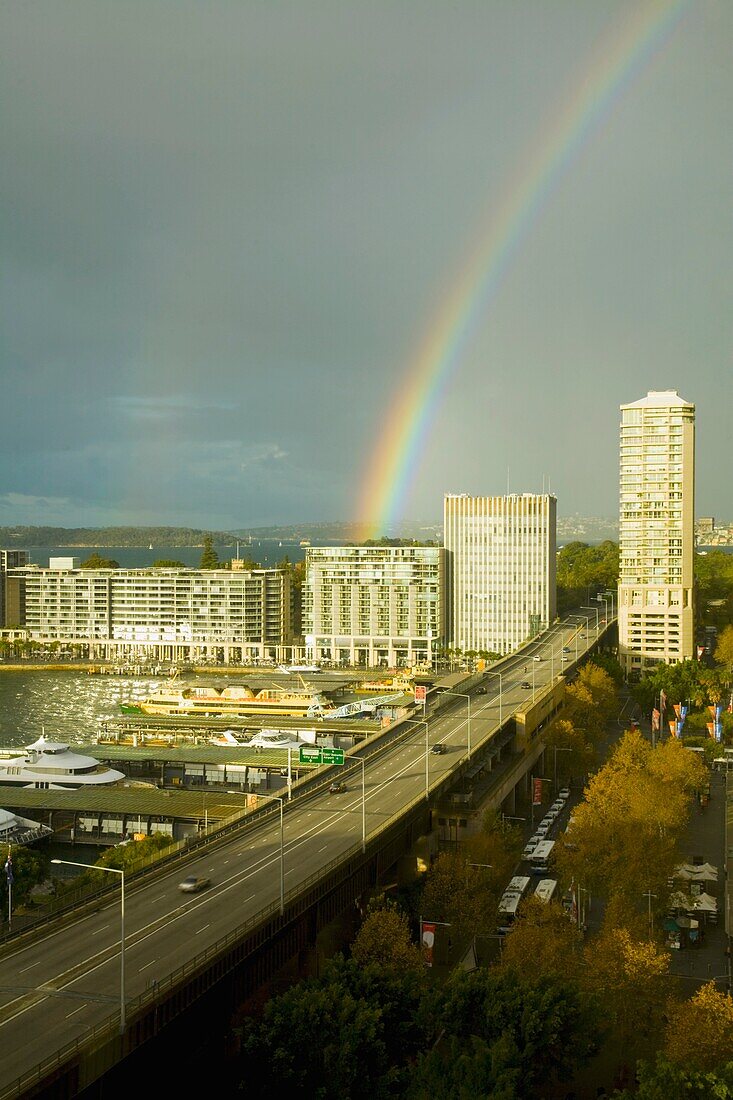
[533,778,543,805]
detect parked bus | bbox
[529,840,555,874]
[497,876,531,933]
[534,879,558,904]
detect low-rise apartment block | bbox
[7,563,293,663]
[302,545,445,667]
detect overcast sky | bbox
[1,1,730,532]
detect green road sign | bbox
[298,746,346,766]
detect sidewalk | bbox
[668,767,730,990]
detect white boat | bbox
[0,736,125,789]
[247,729,302,750]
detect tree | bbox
[498,896,584,982]
[237,956,432,1098]
[614,1054,733,1100]
[351,907,423,972]
[152,559,185,568]
[0,845,48,917]
[582,925,671,1064]
[409,967,599,1100]
[198,535,220,569]
[80,552,120,569]
[420,852,499,947]
[715,625,733,682]
[664,982,733,1072]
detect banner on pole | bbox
[421,921,436,967]
[533,778,543,805]
[414,685,427,705]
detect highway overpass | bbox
[0,612,614,1099]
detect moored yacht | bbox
[0,736,125,789]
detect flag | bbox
[652,709,660,732]
[421,921,436,967]
[4,852,12,886]
[707,723,716,740]
[669,720,680,739]
[660,690,667,714]
[673,704,681,719]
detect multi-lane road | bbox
[0,613,605,1093]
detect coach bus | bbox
[529,840,555,874]
[534,878,558,904]
[497,876,531,933]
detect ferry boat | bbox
[358,675,414,694]
[122,684,334,719]
[0,736,125,789]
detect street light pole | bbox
[51,859,126,1035]
[642,889,657,940]
[553,746,572,791]
[443,690,472,759]
[254,792,285,914]
[581,605,599,631]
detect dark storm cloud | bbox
[1,1,730,527]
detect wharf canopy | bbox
[5,564,293,665]
[0,736,125,789]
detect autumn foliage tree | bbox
[350,906,423,972]
[664,982,733,1072]
[555,731,706,914]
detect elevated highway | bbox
[0,612,614,1098]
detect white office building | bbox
[444,493,556,655]
[10,565,293,663]
[618,390,695,674]
[302,545,445,668]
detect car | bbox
[579,632,586,638]
[329,781,347,793]
[431,742,447,755]
[551,800,564,812]
[475,686,487,694]
[520,681,532,689]
[522,842,538,859]
[558,788,571,801]
[562,647,571,653]
[534,825,549,838]
[178,875,210,894]
[532,655,542,662]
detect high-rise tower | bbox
[444,493,556,655]
[617,390,695,675]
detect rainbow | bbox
[356,0,691,540]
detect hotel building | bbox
[444,493,556,655]
[302,545,445,668]
[7,562,293,663]
[618,390,695,674]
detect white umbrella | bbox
[691,893,717,912]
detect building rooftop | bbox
[621,390,693,410]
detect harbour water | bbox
[24,540,312,570]
[0,670,167,749]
